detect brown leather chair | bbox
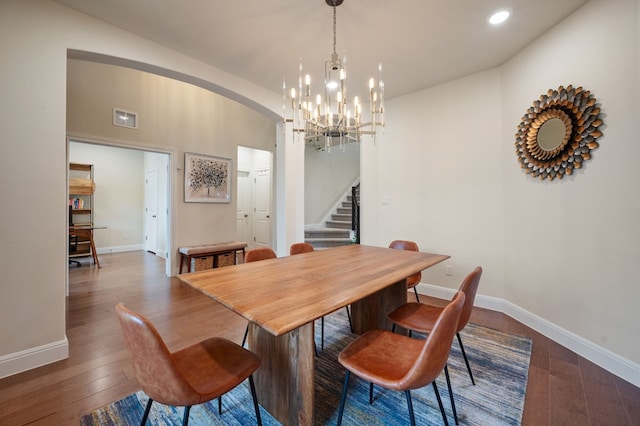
[289,242,315,255]
[288,242,353,351]
[244,246,277,263]
[388,266,483,386]
[115,303,262,426]
[241,247,277,346]
[336,292,466,426]
[389,240,422,302]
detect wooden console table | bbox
[178,241,247,273]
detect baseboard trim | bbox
[0,338,69,380]
[96,244,144,254]
[418,283,640,388]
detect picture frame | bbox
[184,152,232,203]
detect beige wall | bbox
[67,59,276,252]
[0,0,283,377]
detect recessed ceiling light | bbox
[489,9,511,25]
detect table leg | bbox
[249,322,315,426]
[350,279,407,333]
[87,231,101,269]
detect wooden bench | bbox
[178,241,247,273]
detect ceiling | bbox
[54,0,589,100]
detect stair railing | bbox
[351,183,360,244]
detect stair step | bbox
[305,228,350,239]
[306,238,352,249]
[305,188,358,249]
[326,220,351,230]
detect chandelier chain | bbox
[332,2,337,55]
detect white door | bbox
[253,168,271,248]
[144,169,158,254]
[237,170,252,247]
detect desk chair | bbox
[289,242,353,352]
[336,292,465,426]
[389,240,422,302]
[241,247,277,347]
[69,234,81,267]
[115,303,262,426]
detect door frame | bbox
[237,145,274,249]
[66,134,175,281]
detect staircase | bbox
[305,194,355,249]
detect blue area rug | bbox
[81,309,531,425]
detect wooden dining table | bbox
[178,244,449,425]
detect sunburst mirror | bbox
[515,85,604,181]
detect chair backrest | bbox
[399,291,465,390]
[290,242,315,255]
[388,240,421,286]
[456,266,482,333]
[115,303,197,406]
[244,247,277,263]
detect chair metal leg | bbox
[413,286,420,302]
[182,405,191,426]
[369,382,374,404]
[248,375,263,426]
[140,397,153,426]
[444,364,459,425]
[242,324,249,347]
[218,395,222,415]
[336,370,351,426]
[321,316,325,350]
[345,305,353,332]
[405,390,416,426]
[432,381,449,426]
[457,332,475,385]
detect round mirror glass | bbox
[537,118,566,151]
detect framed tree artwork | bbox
[184,152,232,203]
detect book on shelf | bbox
[69,198,85,209]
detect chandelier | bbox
[283,0,385,150]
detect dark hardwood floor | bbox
[0,251,638,425]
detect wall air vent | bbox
[113,108,138,129]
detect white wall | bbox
[304,143,360,225]
[363,0,639,384]
[371,69,504,297]
[501,0,639,366]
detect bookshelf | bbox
[69,163,95,258]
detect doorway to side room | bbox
[237,146,273,249]
[68,140,171,275]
